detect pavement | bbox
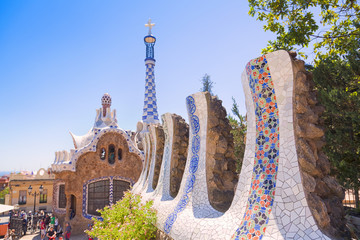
[16,231,90,240]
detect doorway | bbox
[70,194,76,219]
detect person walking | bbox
[64,222,71,240]
[40,218,46,240]
[21,215,27,236]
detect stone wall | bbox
[152,125,165,190]
[169,114,189,198]
[291,52,347,239]
[156,229,175,240]
[135,50,345,239]
[206,94,238,212]
[54,132,142,234]
[145,133,153,180]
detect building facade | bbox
[8,169,55,212]
[52,94,143,234]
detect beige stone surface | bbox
[169,114,189,198]
[152,125,165,190]
[206,94,238,212]
[292,54,348,239]
[18,232,90,240]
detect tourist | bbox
[50,214,55,227]
[56,223,63,237]
[70,209,75,220]
[21,215,27,235]
[54,216,59,231]
[64,222,71,240]
[46,226,56,240]
[45,214,50,227]
[40,218,46,240]
[6,229,16,240]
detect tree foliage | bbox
[200,74,215,95]
[248,0,360,60]
[311,50,360,208]
[248,0,360,209]
[86,191,157,240]
[228,97,247,172]
[0,187,9,199]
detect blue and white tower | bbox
[142,19,159,124]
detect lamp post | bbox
[28,185,43,213]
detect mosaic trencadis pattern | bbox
[232,56,279,240]
[142,62,159,122]
[164,96,200,234]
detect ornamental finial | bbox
[145,18,155,35]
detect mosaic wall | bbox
[232,55,280,240]
[163,96,200,233]
[134,50,333,239]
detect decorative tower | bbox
[93,93,118,129]
[142,19,159,124]
[101,93,112,117]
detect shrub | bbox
[86,191,157,240]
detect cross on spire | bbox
[145,18,155,35]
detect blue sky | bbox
[0,0,276,171]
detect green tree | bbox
[228,97,247,172]
[0,187,9,204]
[200,74,215,95]
[248,0,360,60]
[0,187,9,199]
[248,0,360,210]
[86,191,157,240]
[311,50,360,208]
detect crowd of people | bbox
[4,210,72,240]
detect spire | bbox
[101,93,112,117]
[144,18,156,61]
[142,19,159,124]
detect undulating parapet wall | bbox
[291,52,347,239]
[134,50,345,240]
[152,125,165,190]
[206,94,238,212]
[169,114,189,198]
[132,113,189,199]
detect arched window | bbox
[100,148,106,160]
[113,180,130,202]
[87,180,110,216]
[118,148,122,161]
[84,178,132,218]
[108,145,115,164]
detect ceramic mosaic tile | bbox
[142,61,159,123]
[134,50,331,240]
